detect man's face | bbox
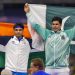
[14,28,24,37]
[51,21,61,32]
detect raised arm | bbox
[24,3,50,40]
[65,26,75,40]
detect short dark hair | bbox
[52,16,62,24]
[31,58,44,70]
[13,23,24,29]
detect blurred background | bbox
[0,0,75,75]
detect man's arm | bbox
[0,44,5,52]
[24,3,50,40]
[65,26,75,40]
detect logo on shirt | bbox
[61,35,65,40]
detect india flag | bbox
[27,4,75,54]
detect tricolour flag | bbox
[28,4,75,53]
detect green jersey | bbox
[27,13,75,69]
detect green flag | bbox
[28,4,75,54]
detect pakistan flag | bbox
[28,4,75,54]
[46,5,75,54]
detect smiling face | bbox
[52,21,61,32]
[51,16,62,32]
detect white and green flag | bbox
[28,4,75,53]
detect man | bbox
[0,23,31,75]
[28,58,49,75]
[24,4,75,75]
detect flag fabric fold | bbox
[27,4,75,53]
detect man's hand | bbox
[27,68,33,75]
[24,3,30,13]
